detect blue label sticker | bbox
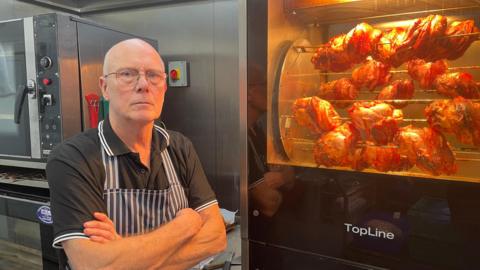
[36,205,53,224]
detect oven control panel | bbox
[34,14,62,158]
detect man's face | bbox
[100,44,167,124]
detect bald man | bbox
[46,39,226,269]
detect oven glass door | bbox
[0,19,31,157]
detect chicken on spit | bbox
[410,15,448,59]
[353,143,413,172]
[374,15,447,67]
[372,27,411,67]
[313,122,359,167]
[318,78,358,108]
[395,126,457,175]
[434,72,480,99]
[377,79,415,108]
[407,59,448,89]
[292,97,342,134]
[313,15,477,71]
[311,23,382,72]
[348,101,403,144]
[425,97,480,147]
[351,57,392,91]
[434,20,480,60]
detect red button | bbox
[42,78,52,86]
[169,69,179,81]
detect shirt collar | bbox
[98,117,169,157]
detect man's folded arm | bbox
[161,204,227,270]
[63,208,202,270]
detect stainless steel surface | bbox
[0,195,49,206]
[238,0,247,268]
[214,0,240,214]
[0,0,60,21]
[56,15,82,141]
[25,17,42,159]
[0,178,49,188]
[285,0,480,25]
[238,0,247,241]
[0,159,45,169]
[18,0,204,14]
[75,18,156,131]
[85,0,241,211]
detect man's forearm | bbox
[162,206,227,270]
[64,209,202,270]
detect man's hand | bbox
[83,212,122,243]
[84,209,203,244]
[264,166,295,190]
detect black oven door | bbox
[0,183,57,270]
[0,18,42,167]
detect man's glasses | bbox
[104,68,167,86]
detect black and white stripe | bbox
[154,125,170,146]
[101,124,188,237]
[195,200,218,212]
[98,121,114,156]
[53,232,89,249]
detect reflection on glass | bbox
[0,20,29,155]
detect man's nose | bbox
[135,74,150,91]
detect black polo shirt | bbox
[46,117,217,249]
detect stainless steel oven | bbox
[0,13,158,269]
[0,13,157,169]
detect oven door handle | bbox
[14,80,35,124]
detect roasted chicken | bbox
[434,72,480,99]
[353,143,413,172]
[351,58,392,91]
[314,15,477,70]
[407,59,448,89]
[318,78,358,108]
[374,15,447,67]
[313,123,359,167]
[348,101,403,144]
[434,20,479,60]
[311,23,382,72]
[425,97,480,147]
[372,27,411,67]
[395,126,457,175]
[410,15,448,59]
[292,97,342,134]
[377,79,415,108]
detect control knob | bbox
[40,56,52,69]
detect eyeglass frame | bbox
[103,68,168,86]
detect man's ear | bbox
[164,83,168,93]
[99,76,109,100]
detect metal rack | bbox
[292,33,480,52]
[279,136,480,161]
[282,98,480,104]
[285,65,480,77]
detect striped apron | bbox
[98,120,189,236]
